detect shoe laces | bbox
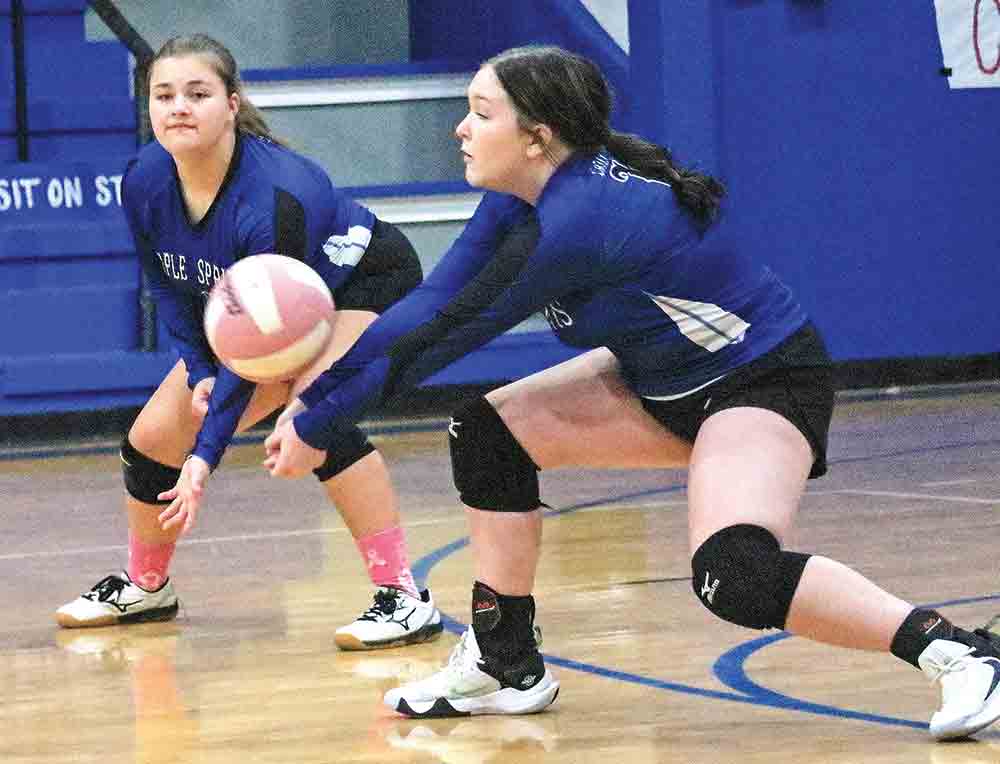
[82,575,128,603]
[924,644,977,684]
[443,629,483,679]
[359,588,401,622]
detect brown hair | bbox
[148,33,284,145]
[487,45,725,228]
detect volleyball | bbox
[204,254,335,384]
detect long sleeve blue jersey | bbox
[294,151,809,449]
[122,134,377,469]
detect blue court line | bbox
[713,594,1000,731]
[9,408,999,728]
[410,490,1000,732]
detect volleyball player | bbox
[56,34,442,652]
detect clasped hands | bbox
[262,397,326,478]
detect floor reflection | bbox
[383,716,559,764]
[56,624,198,764]
[927,740,1000,764]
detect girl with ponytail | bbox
[266,45,996,738]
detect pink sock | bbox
[128,533,176,591]
[355,525,419,598]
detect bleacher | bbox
[0,0,628,416]
[1,1,998,418]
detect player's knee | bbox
[690,524,810,630]
[120,436,182,506]
[313,425,376,482]
[449,396,541,512]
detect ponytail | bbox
[236,99,285,146]
[605,130,725,228]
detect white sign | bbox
[0,173,123,215]
[935,0,1000,88]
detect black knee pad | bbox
[120,436,182,506]
[691,524,811,630]
[313,425,376,482]
[449,396,541,512]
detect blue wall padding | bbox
[0,159,138,360]
[28,97,135,132]
[2,8,135,159]
[627,0,1000,361]
[25,41,131,99]
[29,132,138,160]
[22,0,89,12]
[2,254,134,288]
[0,26,12,100]
[0,351,176,415]
[0,102,14,132]
[1,285,139,355]
[22,8,84,47]
[410,0,630,127]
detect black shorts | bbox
[334,219,423,314]
[639,322,835,479]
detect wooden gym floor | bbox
[1,384,999,763]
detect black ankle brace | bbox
[891,609,956,668]
[471,581,538,663]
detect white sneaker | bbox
[335,587,443,651]
[383,626,560,718]
[56,571,178,628]
[919,638,1000,740]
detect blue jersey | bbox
[122,133,377,468]
[295,151,808,449]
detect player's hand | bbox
[191,377,216,420]
[263,419,325,478]
[157,455,211,535]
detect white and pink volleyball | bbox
[204,254,335,384]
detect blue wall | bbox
[1,0,136,162]
[2,1,997,417]
[0,0,607,415]
[0,0,19,160]
[410,0,630,128]
[0,156,579,414]
[629,0,1000,361]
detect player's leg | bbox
[287,309,440,649]
[468,347,692,594]
[685,404,912,645]
[685,376,1000,740]
[290,223,440,650]
[385,348,691,717]
[56,360,288,628]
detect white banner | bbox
[934,0,1000,88]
